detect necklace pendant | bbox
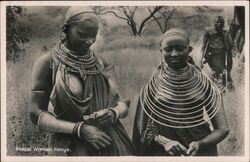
[83,74,87,81]
[79,69,87,80]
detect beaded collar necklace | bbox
[52,42,104,78]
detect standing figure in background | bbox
[29,6,135,156]
[200,16,234,92]
[230,6,245,56]
[133,28,229,156]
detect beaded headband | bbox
[62,7,98,31]
[161,28,190,46]
[65,11,98,26]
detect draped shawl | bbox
[47,42,135,156]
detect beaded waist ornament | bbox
[140,63,222,128]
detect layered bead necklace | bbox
[52,42,104,79]
[140,63,222,128]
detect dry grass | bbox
[6,36,245,156]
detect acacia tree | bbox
[6,6,30,62]
[149,6,178,33]
[98,6,163,36]
[150,6,211,34]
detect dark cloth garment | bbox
[46,45,135,156]
[206,48,233,84]
[202,28,233,73]
[132,95,218,156]
[206,48,227,74]
[233,29,245,53]
[132,65,219,156]
[235,6,245,33]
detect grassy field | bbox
[6,34,245,156]
[4,5,245,156]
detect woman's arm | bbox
[30,53,112,149]
[199,99,230,146]
[30,53,52,124]
[30,53,76,134]
[187,99,230,156]
[200,30,209,68]
[108,66,130,118]
[107,72,130,121]
[93,61,130,126]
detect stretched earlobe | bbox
[189,46,193,52]
[60,31,66,41]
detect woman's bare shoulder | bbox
[32,53,52,90]
[33,53,51,70]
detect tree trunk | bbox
[128,19,138,36]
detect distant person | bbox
[132,28,229,156]
[200,16,234,92]
[230,6,245,55]
[30,6,134,156]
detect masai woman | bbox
[132,28,229,156]
[30,6,135,156]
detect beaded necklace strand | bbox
[140,63,222,128]
[52,42,104,77]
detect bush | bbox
[6,6,31,62]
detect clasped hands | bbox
[83,109,116,126]
[76,109,116,150]
[155,135,202,156]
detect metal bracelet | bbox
[77,122,84,138]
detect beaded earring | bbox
[60,31,66,41]
[60,24,69,41]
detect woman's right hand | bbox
[163,140,187,156]
[155,135,187,156]
[79,124,112,150]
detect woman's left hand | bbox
[95,109,116,126]
[186,141,202,156]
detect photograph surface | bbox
[1,1,249,162]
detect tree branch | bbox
[131,7,138,18]
[138,6,163,35]
[163,7,177,32]
[98,10,128,21]
[148,7,164,33]
[171,15,196,20]
[120,6,130,18]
